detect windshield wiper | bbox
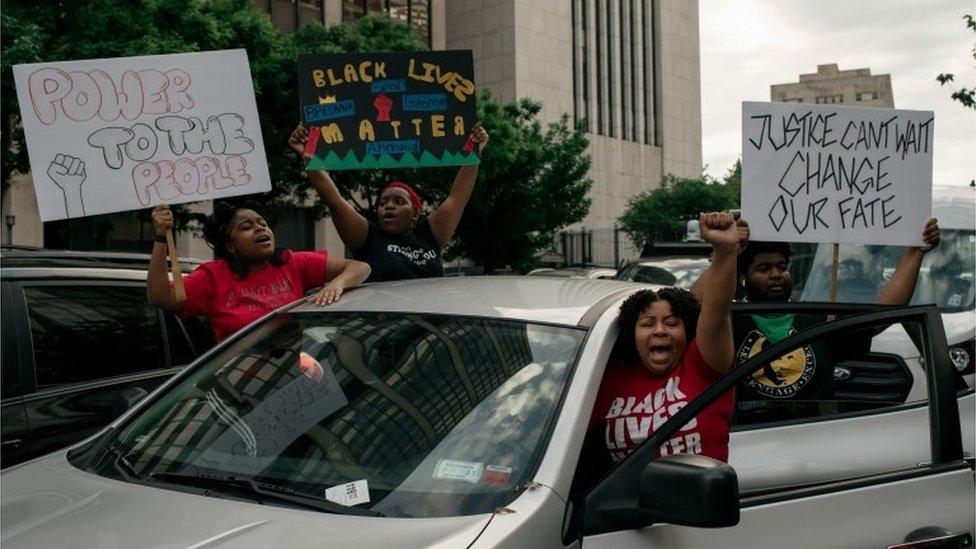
[148,472,384,517]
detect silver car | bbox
[2,277,973,548]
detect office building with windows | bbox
[771,64,894,108]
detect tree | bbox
[722,159,741,208]
[618,174,734,250]
[936,14,975,109]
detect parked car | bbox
[614,256,711,288]
[0,248,214,468]
[526,266,618,279]
[1,277,972,548]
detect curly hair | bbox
[616,287,701,361]
[203,201,286,279]
[737,240,793,277]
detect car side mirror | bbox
[639,454,740,528]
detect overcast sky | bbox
[699,0,975,187]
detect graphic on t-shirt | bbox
[737,328,816,398]
[386,243,437,266]
[602,376,701,462]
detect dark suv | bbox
[1,247,214,467]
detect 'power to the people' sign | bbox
[13,50,271,221]
[741,101,933,246]
[297,50,479,171]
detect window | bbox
[89,312,584,518]
[856,91,877,101]
[25,285,168,387]
[573,0,652,143]
[342,0,431,47]
[731,311,917,427]
[164,313,215,367]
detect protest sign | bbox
[13,49,271,222]
[741,101,933,246]
[297,50,479,170]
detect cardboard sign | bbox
[13,50,271,221]
[741,101,933,246]
[297,50,479,170]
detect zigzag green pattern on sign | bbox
[311,150,481,170]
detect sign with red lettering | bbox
[297,50,479,170]
[742,101,933,246]
[13,49,271,221]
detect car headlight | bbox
[948,338,975,374]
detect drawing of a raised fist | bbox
[47,154,88,217]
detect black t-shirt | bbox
[353,218,444,282]
[733,314,837,400]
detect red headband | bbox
[383,181,423,214]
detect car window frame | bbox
[580,304,965,536]
[15,279,180,394]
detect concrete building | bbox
[771,63,894,108]
[3,0,703,267]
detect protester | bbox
[288,123,489,282]
[712,218,941,400]
[147,202,371,342]
[589,212,741,463]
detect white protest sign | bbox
[741,101,933,246]
[13,49,271,221]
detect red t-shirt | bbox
[179,250,329,342]
[589,340,734,463]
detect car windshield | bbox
[615,258,710,287]
[797,229,976,313]
[79,312,584,518]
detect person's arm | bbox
[146,204,184,312]
[427,123,489,250]
[695,212,740,375]
[690,217,750,302]
[877,218,940,305]
[289,125,370,250]
[310,257,371,306]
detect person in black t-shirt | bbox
[288,124,489,282]
[693,218,942,401]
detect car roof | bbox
[624,256,711,267]
[0,267,150,281]
[0,246,206,270]
[932,185,975,231]
[291,276,655,326]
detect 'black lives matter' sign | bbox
[297,50,478,170]
[741,102,933,246]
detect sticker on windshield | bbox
[299,351,325,382]
[480,465,513,487]
[325,479,370,507]
[433,459,484,483]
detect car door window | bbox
[732,310,918,427]
[24,284,167,388]
[163,313,215,366]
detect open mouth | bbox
[255,234,272,244]
[381,212,397,221]
[648,344,671,362]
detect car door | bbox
[1,280,31,467]
[577,305,974,549]
[16,280,185,462]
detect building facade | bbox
[770,63,894,108]
[2,0,702,268]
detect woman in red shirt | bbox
[147,202,371,342]
[590,212,740,462]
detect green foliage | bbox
[618,171,736,250]
[936,14,975,109]
[723,159,742,207]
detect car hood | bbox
[1,453,492,549]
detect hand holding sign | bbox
[47,154,88,217]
